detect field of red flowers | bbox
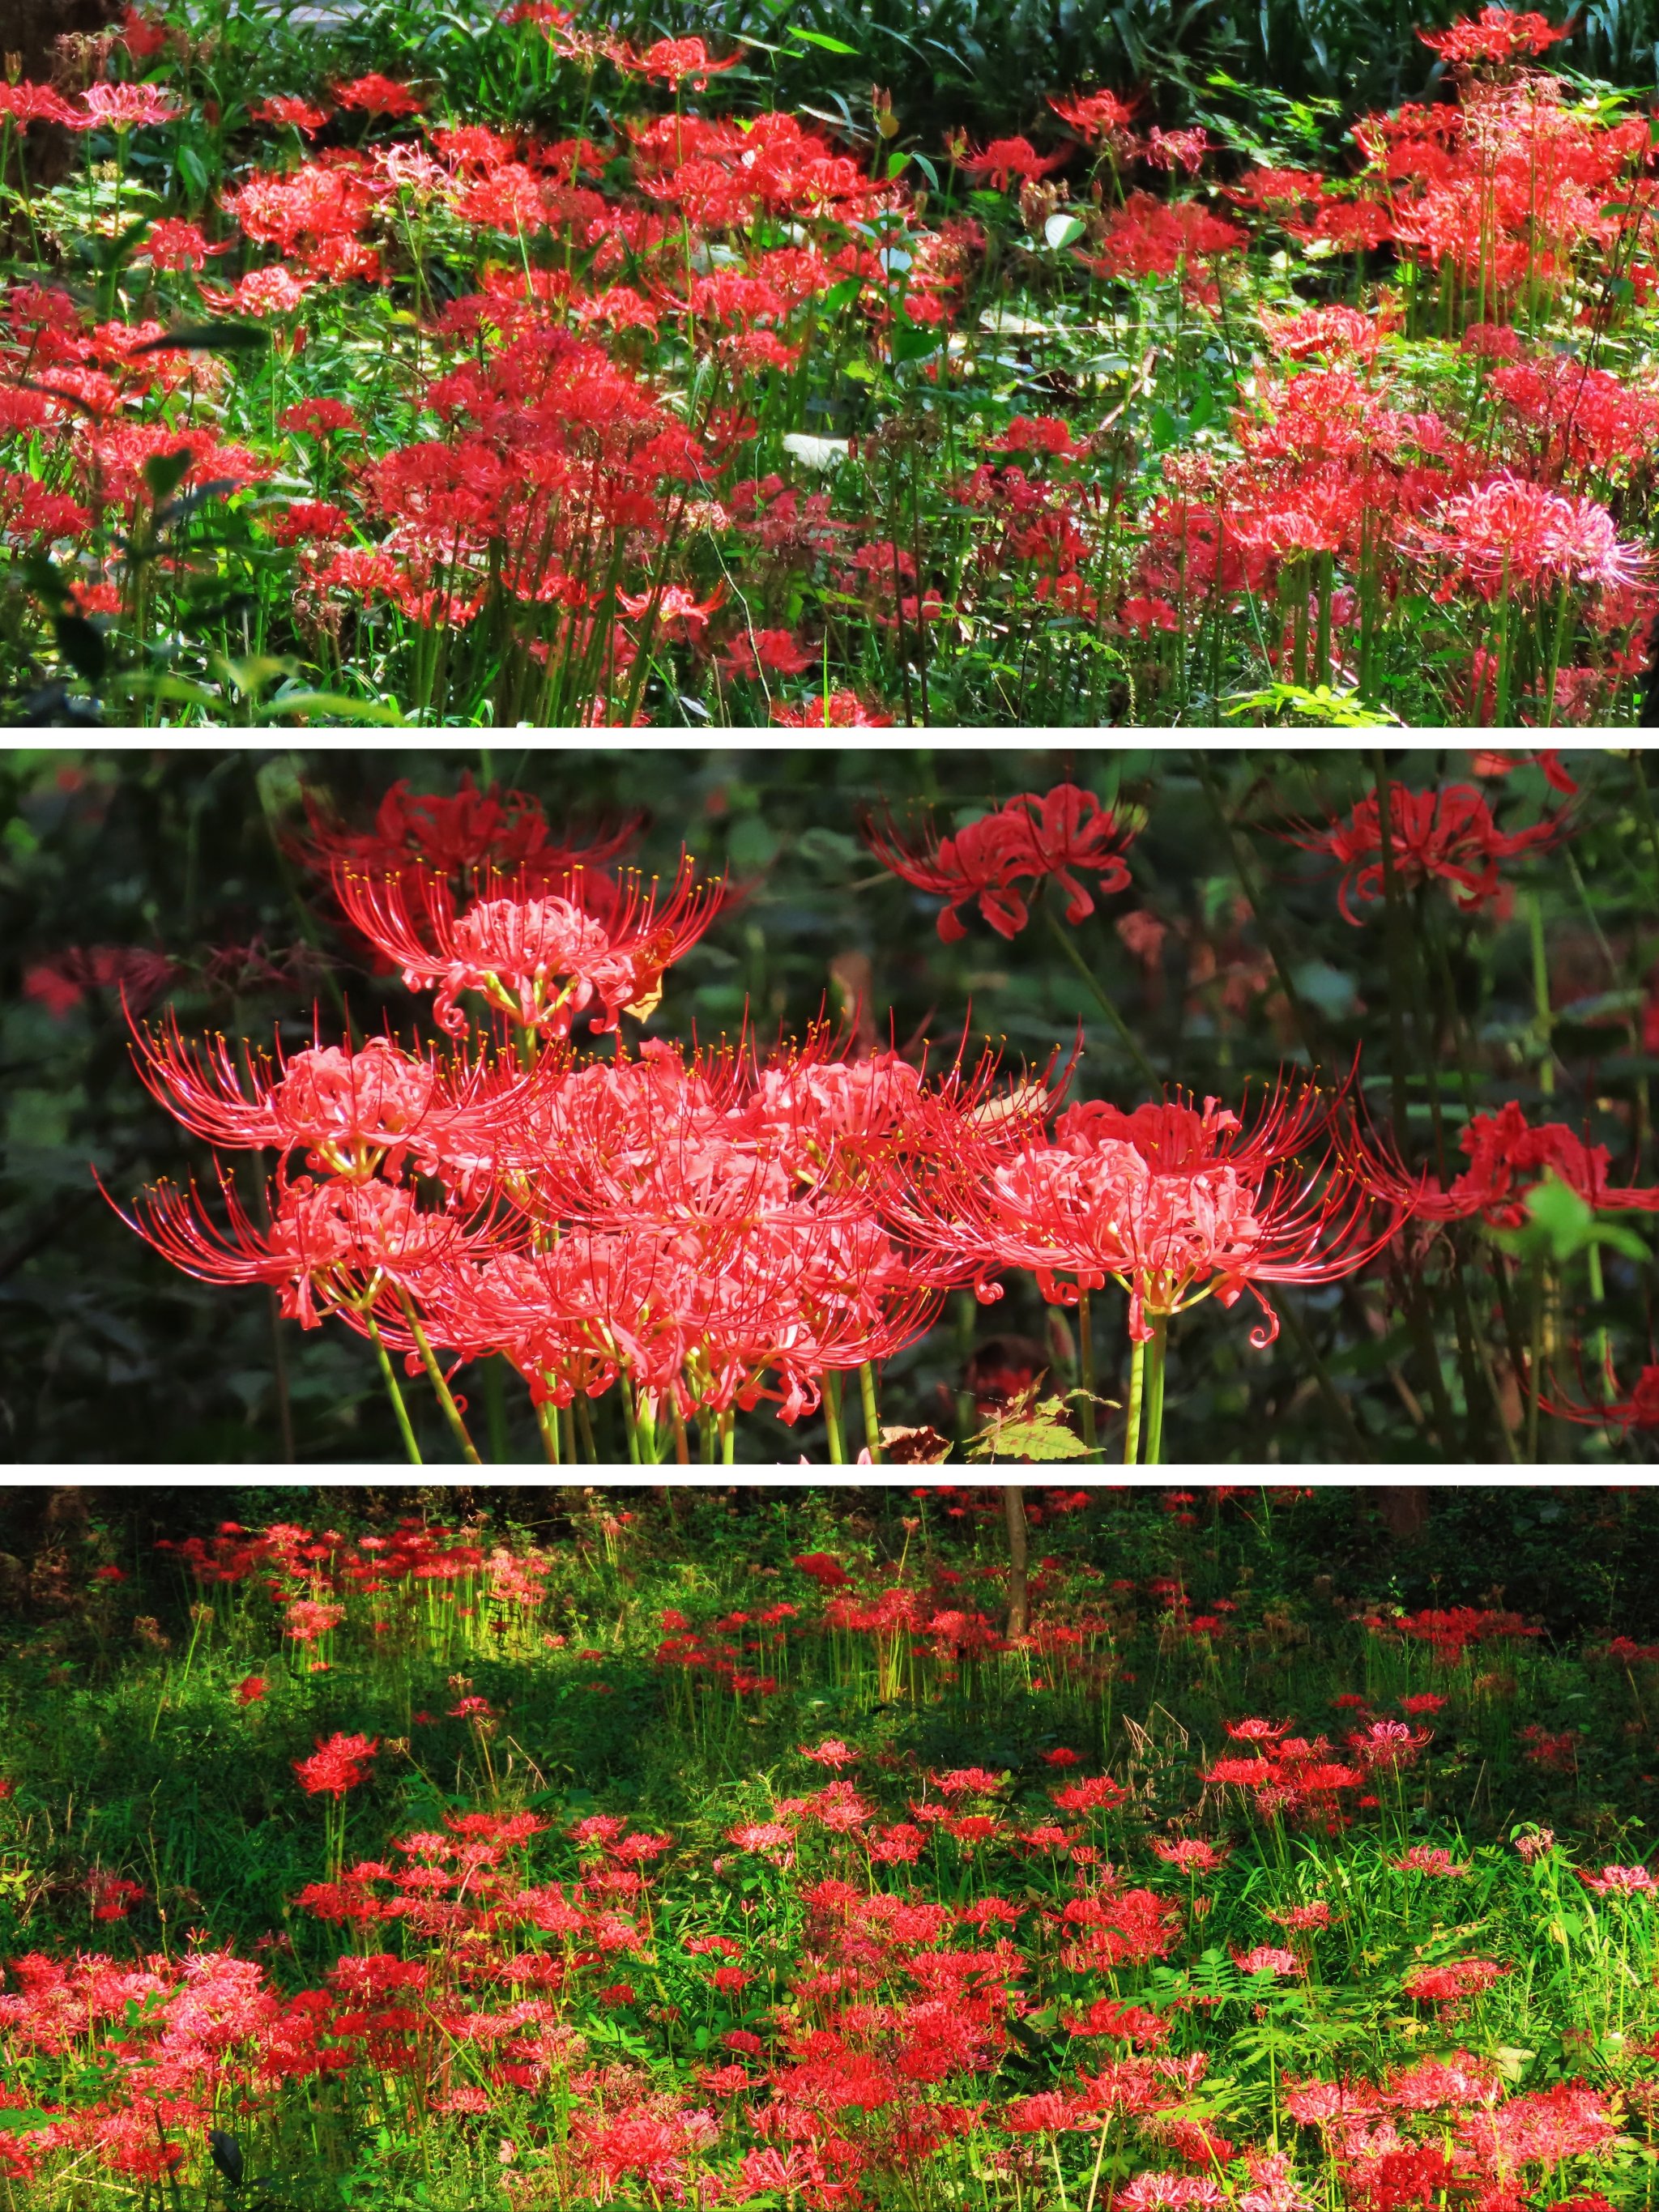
[3,0,1659,723]
[2,1486,1659,2212]
[14,744,1653,1466]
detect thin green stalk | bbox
[859,1362,884,1464]
[1124,1332,1146,1464]
[365,1311,422,1465]
[1076,1287,1099,1457]
[824,1373,847,1464]
[1141,1314,1169,1465]
[1046,910,1159,1088]
[397,1289,483,1464]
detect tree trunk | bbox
[1004,1485,1029,1638]
[1373,1485,1430,1543]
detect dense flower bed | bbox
[2,3,1658,722]
[3,1495,1659,2211]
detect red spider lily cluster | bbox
[6,4,1659,722]
[110,775,1448,1464]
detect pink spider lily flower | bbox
[1578,1864,1657,1895]
[77,82,184,130]
[125,1019,515,1182]
[333,860,727,1038]
[889,1080,1398,1349]
[106,1168,493,1330]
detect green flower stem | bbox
[397,1289,483,1464]
[1045,910,1159,1089]
[1142,1313,1169,1466]
[1076,1288,1098,1457]
[824,1373,847,1464]
[365,1310,421,1465]
[859,1362,884,1464]
[1124,1332,1146,1464]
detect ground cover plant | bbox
[9,744,1659,1464]
[6,0,1659,723]
[5,1483,1659,2212]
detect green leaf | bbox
[1487,1174,1650,1266]
[261,691,405,722]
[787,29,860,53]
[108,671,220,710]
[888,317,940,363]
[53,612,107,684]
[969,1389,1094,1462]
[142,448,195,504]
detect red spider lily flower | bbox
[1419,6,1572,62]
[722,628,819,680]
[332,73,424,116]
[23,945,177,1018]
[1233,1944,1303,1976]
[1051,1772,1126,1811]
[1226,1716,1293,1742]
[987,415,1087,456]
[793,1553,851,1587]
[1151,1836,1228,1871]
[1004,2091,1087,2133]
[0,82,83,128]
[771,689,896,727]
[434,1202,940,1425]
[332,861,727,1038]
[87,1874,147,1920]
[298,774,642,891]
[107,1168,492,1330]
[727,1821,795,1852]
[800,1739,859,1768]
[1348,1718,1433,1768]
[1469,748,1580,797]
[623,36,739,87]
[1265,1901,1331,1931]
[859,783,1136,942]
[140,217,233,271]
[252,96,334,134]
[1047,89,1138,146]
[1401,1958,1507,2004]
[126,1018,513,1182]
[294,1731,379,1796]
[1546,1360,1659,1431]
[1146,126,1210,174]
[953,135,1069,190]
[893,1080,1395,1348]
[1287,782,1569,923]
[76,82,184,130]
[1390,1100,1659,1226]
[279,398,360,437]
[237,1674,267,1705]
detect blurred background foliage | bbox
[1,744,1652,1464]
[149,0,1657,168]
